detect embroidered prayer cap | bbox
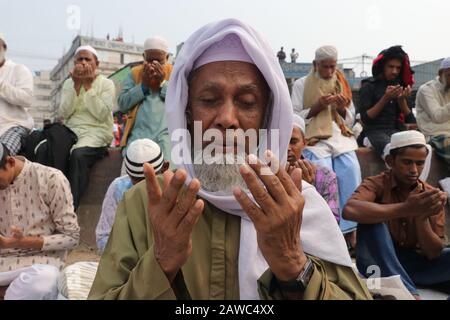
[75,45,98,59]
[439,57,450,71]
[292,114,306,134]
[314,45,338,62]
[390,130,426,151]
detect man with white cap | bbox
[118,36,173,166]
[59,45,115,210]
[288,114,340,223]
[344,131,449,298]
[0,143,80,300]
[89,19,371,300]
[416,57,450,166]
[95,138,169,253]
[0,33,34,156]
[291,45,360,236]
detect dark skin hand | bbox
[142,61,166,89]
[286,159,316,185]
[144,163,204,284]
[0,226,44,251]
[233,151,307,282]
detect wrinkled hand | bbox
[144,164,204,283]
[149,61,166,83]
[385,85,403,100]
[234,151,307,281]
[286,160,316,185]
[142,62,153,88]
[334,94,349,113]
[318,94,335,109]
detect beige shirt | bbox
[0,158,80,272]
[0,60,34,137]
[416,77,450,139]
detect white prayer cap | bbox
[439,57,450,71]
[0,33,6,46]
[389,130,426,151]
[144,36,169,53]
[0,143,5,160]
[315,45,338,62]
[124,139,164,178]
[193,33,253,70]
[292,114,305,134]
[75,45,98,59]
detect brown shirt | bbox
[350,170,445,249]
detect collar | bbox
[387,169,424,194]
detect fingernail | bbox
[248,154,258,164]
[240,164,250,174]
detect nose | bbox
[214,99,239,131]
[409,163,418,175]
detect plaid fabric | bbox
[429,135,450,166]
[0,126,28,156]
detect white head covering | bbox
[439,57,450,71]
[166,18,351,299]
[0,33,6,46]
[389,130,426,151]
[144,36,169,53]
[124,139,164,178]
[315,45,338,62]
[0,143,5,160]
[75,45,98,59]
[292,114,306,134]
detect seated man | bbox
[0,33,34,156]
[89,19,371,300]
[416,57,450,166]
[118,37,173,166]
[343,131,449,298]
[287,114,340,223]
[0,143,80,300]
[59,45,115,210]
[291,45,359,235]
[358,46,416,158]
[96,138,169,253]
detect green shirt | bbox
[89,181,372,300]
[59,75,115,150]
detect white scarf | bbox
[166,18,352,299]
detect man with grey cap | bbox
[59,45,115,210]
[95,138,169,253]
[118,36,173,166]
[291,45,360,236]
[0,33,34,156]
[416,57,450,166]
[344,131,449,298]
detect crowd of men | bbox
[1,18,450,300]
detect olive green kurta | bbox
[88,181,372,300]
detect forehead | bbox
[386,58,402,67]
[190,61,266,88]
[144,49,166,58]
[75,50,96,60]
[291,126,303,139]
[396,147,428,160]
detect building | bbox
[29,70,55,128]
[411,58,444,90]
[50,35,145,113]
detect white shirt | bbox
[291,76,358,158]
[415,77,450,139]
[0,59,34,137]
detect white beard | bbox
[192,151,248,193]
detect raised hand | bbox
[144,163,204,283]
[233,151,308,281]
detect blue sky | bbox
[2,0,449,71]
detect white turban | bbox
[166,18,351,299]
[124,139,164,178]
[75,45,98,59]
[144,36,169,53]
[440,57,450,71]
[315,45,338,61]
[292,114,306,134]
[0,33,6,46]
